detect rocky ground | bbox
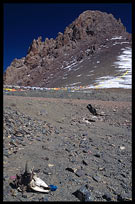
[3,88,132,201]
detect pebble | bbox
[36,137,42,141]
[55,130,59,134]
[42,128,46,134]
[82,159,88,165]
[102,193,112,201]
[113,109,117,112]
[3,175,9,181]
[82,149,90,153]
[92,175,101,182]
[43,168,52,175]
[73,185,93,201]
[120,146,125,150]
[82,133,88,136]
[117,193,131,201]
[65,145,74,152]
[16,133,23,137]
[69,157,76,163]
[98,167,105,171]
[65,167,76,173]
[41,197,49,201]
[16,137,24,141]
[22,193,27,198]
[20,142,26,146]
[94,152,101,158]
[3,149,9,157]
[75,169,84,177]
[117,194,124,201]
[48,164,54,167]
[94,190,103,199]
[11,189,18,197]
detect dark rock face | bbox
[4,10,131,87]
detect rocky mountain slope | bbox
[3,10,131,88]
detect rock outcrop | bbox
[4,10,131,87]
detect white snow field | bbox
[89,46,132,89]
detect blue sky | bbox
[3,3,132,72]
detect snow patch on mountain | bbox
[89,46,132,89]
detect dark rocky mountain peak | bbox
[4,10,131,87]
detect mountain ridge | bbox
[4,10,131,87]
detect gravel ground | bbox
[3,88,132,201]
[4,88,132,101]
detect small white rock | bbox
[120,146,125,150]
[48,164,54,167]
